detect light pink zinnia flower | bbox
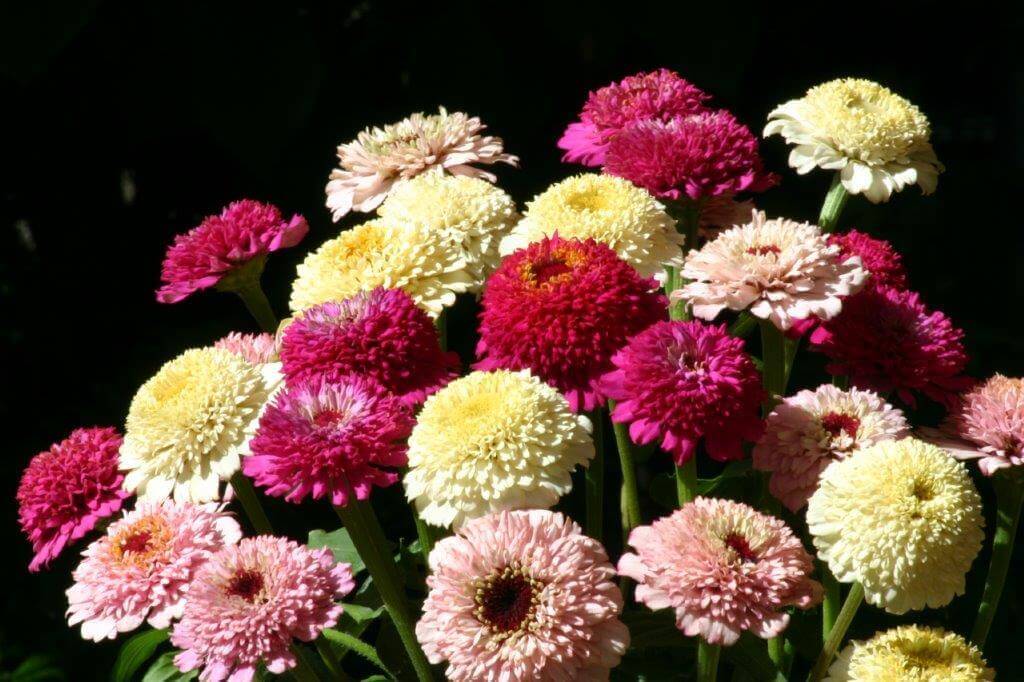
[417,510,628,681]
[753,385,910,511]
[66,500,241,641]
[675,211,868,330]
[214,332,279,365]
[18,427,130,572]
[157,199,308,304]
[618,497,822,646]
[325,107,518,220]
[171,536,355,682]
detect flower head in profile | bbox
[558,68,710,166]
[18,427,130,572]
[807,438,984,614]
[476,236,666,412]
[326,108,518,220]
[753,385,909,511]
[418,510,628,681]
[697,193,757,239]
[826,625,994,682]
[827,229,908,290]
[66,500,241,641]
[599,320,764,464]
[121,347,277,503]
[619,498,821,646]
[404,370,594,529]
[214,332,279,365]
[765,78,943,203]
[171,536,355,682]
[157,200,308,304]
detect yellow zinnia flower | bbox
[826,625,994,681]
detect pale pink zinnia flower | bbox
[618,497,822,646]
[753,385,910,511]
[417,510,629,681]
[171,536,355,682]
[675,210,868,330]
[325,107,518,220]
[214,332,279,365]
[66,500,241,641]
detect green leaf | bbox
[341,603,384,624]
[621,610,694,649]
[11,655,65,682]
[307,528,365,574]
[361,677,390,682]
[647,473,677,510]
[141,652,197,682]
[320,630,394,679]
[723,633,786,682]
[698,460,753,496]
[110,629,169,682]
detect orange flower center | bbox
[110,515,173,568]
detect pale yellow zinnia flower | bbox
[826,625,994,681]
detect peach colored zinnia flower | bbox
[214,332,279,365]
[417,510,628,681]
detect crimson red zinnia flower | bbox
[827,229,908,291]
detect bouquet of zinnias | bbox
[20,71,1019,681]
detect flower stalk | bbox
[971,471,1024,649]
[817,173,849,233]
[229,472,274,535]
[676,458,698,506]
[666,199,702,321]
[821,563,841,642]
[608,400,642,531]
[585,409,606,540]
[809,582,864,682]
[697,640,721,682]
[235,280,279,334]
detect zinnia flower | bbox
[171,536,355,682]
[826,625,994,682]
[603,112,777,202]
[121,347,278,503]
[18,427,130,572]
[325,107,518,220]
[214,332,279,365]
[697,193,756,239]
[376,169,518,291]
[809,286,972,408]
[66,499,241,641]
[558,68,710,166]
[618,497,821,646]
[806,438,984,614]
[244,375,412,506]
[753,385,909,511]
[157,199,308,304]
[499,174,684,280]
[417,510,629,681]
[404,370,594,529]
[475,236,666,412]
[280,288,459,406]
[290,219,472,317]
[765,78,943,203]
[598,320,764,464]
[828,229,908,290]
[674,210,868,330]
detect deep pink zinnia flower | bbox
[810,286,972,408]
[280,288,459,406]
[603,112,778,202]
[157,199,308,304]
[474,236,666,412]
[244,375,413,506]
[558,68,710,166]
[598,320,764,464]
[18,427,130,572]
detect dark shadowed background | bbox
[2,1,1021,678]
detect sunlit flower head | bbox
[826,625,994,682]
[214,332,279,365]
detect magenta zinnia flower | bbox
[66,500,241,641]
[172,536,355,682]
[558,68,710,166]
[18,427,130,572]
[475,236,666,412]
[214,332,279,365]
[417,510,629,681]
[810,286,972,408]
[157,199,308,304]
[244,375,413,506]
[598,320,764,464]
[280,288,459,406]
[827,229,908,291]
[618,498,822,646]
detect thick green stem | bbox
[809,582,864,682]
[676,457,699,506]
[817,174,850,233]
[235,281,278,333]
[760,321,788,410]
[585,409,606,541]
[728,312,758,339]
[334,500,435,682]
[229,472,274,535]
[411,505,435,559]
[821,564,841,642]
[435,309,448,351]
[768,637,786,670]
[667,199,702,321]
[698,641,721,682]
[608,400,642,531]
[971,473,1024,649]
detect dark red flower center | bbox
[226,569,265,602]
[820,412,860,438]
[530,258,573,284]
[120,531,152,554]
[313,409,347,428]
[746,244,781,256]
[724,533,758,562]
[476,571,537,633]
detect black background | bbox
[2,1,1021,678]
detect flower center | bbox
[226,569,265,602]
[820,412,861,439]
[530,257,572,284]
[110,515,173,567]
[313,409,348,428]
[566,189,611,213]
[746,244,781,256]
[120,531,152,554]
[474,565,543,638]
[723,533,758,563]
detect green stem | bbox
[808,582,863,682]
[667,199,702,321]
[768,637,785,671]
[235,281,278,333]
[229,472,274,535]
[676,457,699,506]
[608,400,642,531]
[728,312,758,339]
[698,640,721,682]
[435,309,448,351]
[821,564,841,642]
[831,374,849,390]
[290,643,327,682]
[971,472,1024,649]
[759,320,788,411]
[585,409,606,541]
[314,638,350,681]
[411,505,435,559]
[334,500,435,682]
[817,173,850,233]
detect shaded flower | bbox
[214,332,279,365]
[697,193,757,240]
[826,625,994,681]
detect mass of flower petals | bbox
[696,193,757,239]
[66,499,241,641]
[404,370,594,529]
[417,510,629,681]
[558,68,710,166]
[171,536,355,682]
[827,229,908,290]
[753,385,909,511]
[810,285,972,408]
[807,438,984,614]
[826,625,994,682]
[214,332,279,365]
[598,320,764,464]
[157,199,308,304]
[325,107,518,220]
[18,427,130,572]
[618,497,821,646]
[475,236,666,412]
